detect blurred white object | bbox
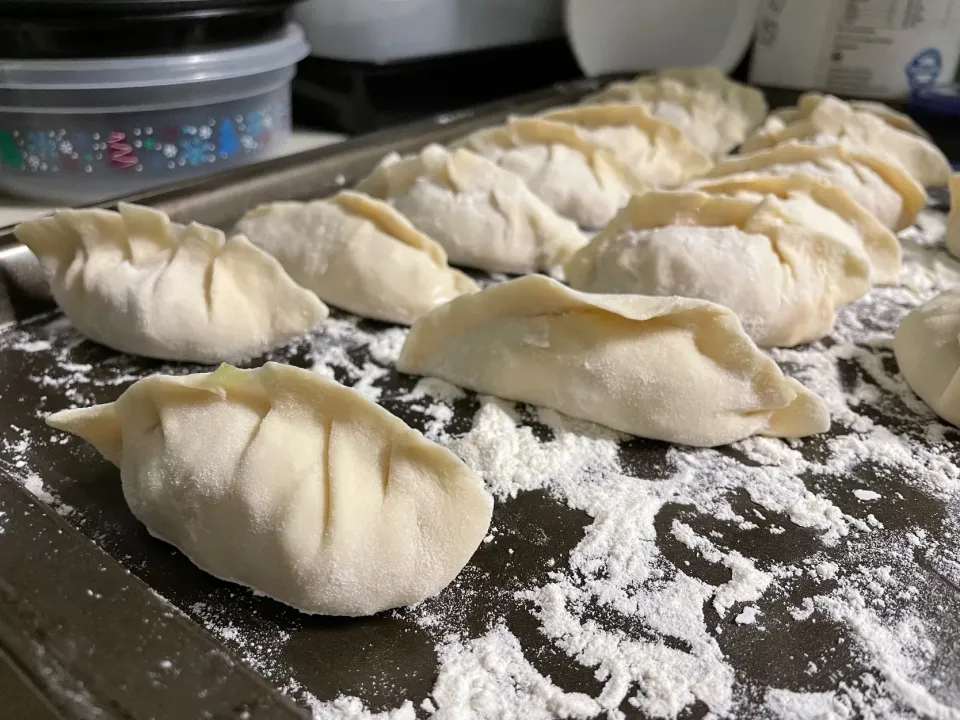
[750,0,960,98]
[565,0,759,76]
[294,0,563,63]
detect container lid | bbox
[0,0,293,17]
[0,21,309,89]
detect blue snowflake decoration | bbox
[27,131,58,158]
[180,136,214,167]
[245,111,265,139]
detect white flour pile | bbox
[1,212,959,718]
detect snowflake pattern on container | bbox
[180,136,214,166]
[1,104,282,178]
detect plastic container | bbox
[0,23,309,204]
[293,0,564,63]
[750,0,960,99]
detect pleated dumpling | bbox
[771,93,929,139]
[47,362,494,616]
[355,144,585,274]
[693,173,901,284]
[15,203,327,363]
[584,66,767,157]
[564,191,870,348]
[704,141,926,231]
[894,289,960,428]
[398,275,829,447]
[455,117,651,229]
[539,104,713,186]
[235,192,478,326]
[741,95,949,187]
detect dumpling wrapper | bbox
[692,173,901,284]
[397,274,830,447]
[355,144,585,274]
[583,66,767,157]
[47,362,494,616]
[539,104,713,186]
[704,141,926,231]
[771,93,930,139]
[741,95,949,188]
[15,203,327,363]
[234,192,478,326]
[454,117,651,229]
[947,174,960,261]
[894,289,960,428]
[565,191,870,348]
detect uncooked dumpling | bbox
[565,191,870,347]
[539,104,712,186]
[771,93,929,139]
[704,141,926,231]
[455,117,650,228]
[235,192,478,326]
[894,289,960,427]
[693,173,901,284]
[741,95,949,188]
[15,203,327,363]
[47,362,494,616]
[397,274,830,447]
[355,144,585,274]
[583,66,767,157]
[947,174,960,260]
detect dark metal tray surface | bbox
[1,78,959,720]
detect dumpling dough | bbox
[583,66,767,157]
[397,274,830,447]
[355,144,585,274]
[704,141,926,231]
[564,191,870,347]
[539,104,713,186]
[771,93,929,139]
[947,174,960,260]
[741,95,949,188]
[894,289,960,427]
[234,192,478,326]
[693,173,901,284]
[455,117,651,229]
[15,203,327,363]
[47,362,494,616]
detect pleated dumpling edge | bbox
[397,275,829,447]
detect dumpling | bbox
[771,93,929,139]
[703,141,926,231]
[741,95,949,187]
[397,274,830,447]
[894,289,960,427]
[47,362,494,616]
[583,66,767,157]
[947,174,960,260]
[692,173,901,284]
[564,191,870,347]
[15,203,327,363]
[454,117,651,229]
[355,144,585,274]
[539,104,713,186]
[234,192,478,326]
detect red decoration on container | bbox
[107,131,138,169]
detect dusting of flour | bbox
[2,212,960,718]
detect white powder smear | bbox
[3,212,960,719]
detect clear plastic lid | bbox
[0,22,309,90]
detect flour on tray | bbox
[2,211,960,719]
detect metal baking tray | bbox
[1,77,958,720]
